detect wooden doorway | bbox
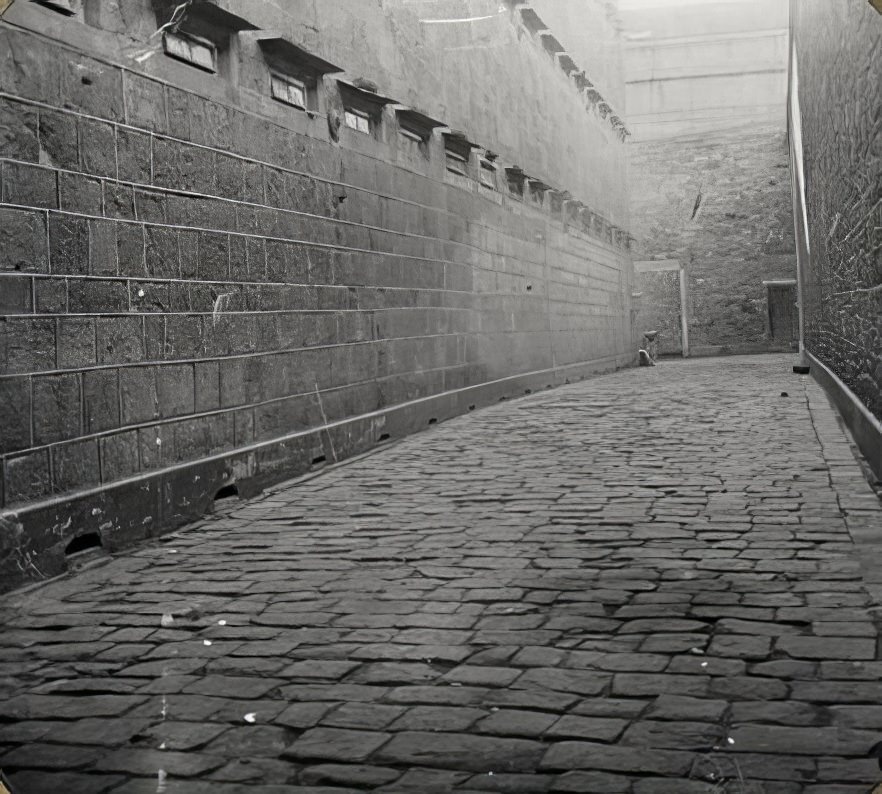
[765,280,798,347]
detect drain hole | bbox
[428,418,438,425]
[378,433,391,442]
[312,455,327,466]
[499,396,507,402]
[214,483,239,501]
[524,388,532,394]
[468,405,476,411]
[65,533,102,556]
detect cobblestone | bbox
[1,356,882,791]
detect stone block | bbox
[32,373,81,444]
[68,280,128,313]
[52,439,100,493]
[96,317,144,364]
[33,277,66,314]
[161,314,203,359]
[138,424,172,470]
[0,274,32,314]
[194,361,220,412]
[125,72,167,133]
[83,369,120,434]
[116,128,152,185]
[0,97,39,161]
[0,27,63,104]
[215,154,244,201]
[190,94,233,151]
[37,109,78,170]
[166,87,192,141]
[60,53,124,121]
[100,430,140,481]
[1,161,56,209]
[144,226,179,278]
[134,189,166,224]
[58,172,102,215]
[4,449,51,504]
[197,231,229,280]
[119,366,158,425]
[0,376,31,453]
[116,223,145,275]
[56,318,96,368]
[156,364,195,418]
[78,117,117,178]
[48,214,88,275]
[284,727,390,763]
[0,317,55,374]
[103,183,136,220]
[88,220,119,275]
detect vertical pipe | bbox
[679,266,689,358]
[787,0,810,370]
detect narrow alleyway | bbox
[2,354,882,794]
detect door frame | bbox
[634,259,689,358]
[763,278,798,343]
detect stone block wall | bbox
[793,0,882,419]
[0,0,633,586]
[629,127,797,355]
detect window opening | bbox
[164,29,217,72]
[445,150,468,176]
[271,73,307,109]
[344,108,371,134]
[506,167,526,198]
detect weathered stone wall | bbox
[623,0,797,356]
[793,0,882,419]
[630,127,796,355]
[0,0,632,586]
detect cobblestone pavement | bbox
[2,355,882,794]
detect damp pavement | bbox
[2,354,882,794]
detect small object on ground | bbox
[638,349,655,367]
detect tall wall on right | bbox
[793,1,882,419]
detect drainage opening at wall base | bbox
[65,532,102,557]
[524,388,532,394]
[210,484,241,514]
[214,483,239,501]
[378,433,391,442]
[311,455,327,466]
[468,405,476,411]
[428,417,438,425]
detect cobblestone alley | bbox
[2,355,882,794]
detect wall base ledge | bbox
[806,351,882,481]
